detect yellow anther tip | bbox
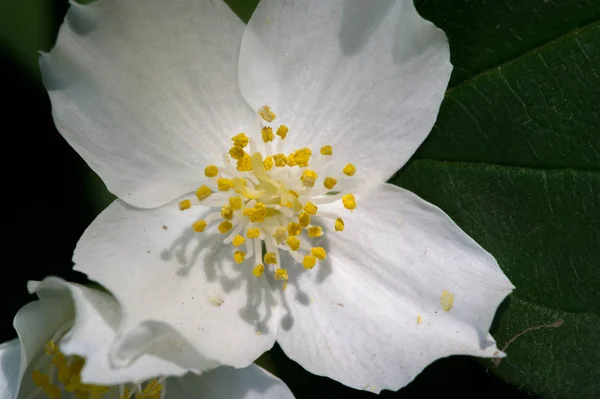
[264,252,278,264]
[234,251,246,264]
[247,227,260,239]
[217,178,234,191]
[258,105,276,122]
[253,264,265,277]
[286,236,300,251]
[231,133,249,148]
[298,212,311,228]
[303,255,317,269]
[307,226,323,238]
[193,220,207,233]
[342,193,356,211]
[179,199,191,211]
[311,247,327,260]
[300,170,318,187]
[218,221,233,234]
[343,163,356,176]
[229,146,246,160]
[261,126,275,142]
[263,156,274,171]
[324,177,337,190]
[274,268,289,281]
[287,222,302,236]
[276,125,289,139]
[204,165,219,178]
[335,217,345,232]
[320,145,333,156]
[229,196,243,210]
[303,202,318,216]
[196,185,212,201]
[232,235,245,247]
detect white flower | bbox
[0,277,294,399]
[40,0,514,393]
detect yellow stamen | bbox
[342,193,356,211]
[286,236,300,251]
[343,163,356,176]
[301,170,318,187]
[274,268,288,281]
[253,264,265,277]
[273,154,287,167]
[229,196,243,210]
[302,255,317,269]
[193,220,207,233]
[217,178,234,191]
[179,200,191,211]
[264,252,278,264]
[287,153,298,167]
[292,148,312,167]
[298,212,311,228]
[196,185,212,201]
[303,202,318,216]
[287,222,301,236]
[218,221,233,234]
[258,105,276,122]
[232,235,245,247]
[335,217,345,231]
[236,154,253,172]
[263,156,274,170]
[221,205,234,220]
[276,125,289,139]
[234,251,246,264]
[243,203,267,222]
[247,228,260,239]
[261,126,275,142]
[229,146,246,160]
[311,247,327,260]
[231,133,249,148]
[204,165,219,178]
[324,177,337,190]
[308,226,323,238]
[320,145,332,156]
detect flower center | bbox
[178,105,358,283]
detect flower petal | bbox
[238,0,451,180]
[276,183,513,392]
[165,364,294,398]
[41,0,256,208]
[73,199,280,373]
[0,340,20,399]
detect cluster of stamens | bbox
[179,105,357,283]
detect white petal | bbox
[165,364,294,399]
[0,340,21,399]
[73,199,280,373]
[238,0,451,180]
[41,0,256,208]
[276,183,513,392]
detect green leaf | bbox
[393,2,600,397]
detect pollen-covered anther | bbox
[287,236,300,251]
[303,255,317,269]
[263,156,274,170]
[217,178,234,191]
[342,193,357,211]
[343,163,356,176]
[234,251,246,264]
[311,247,327,260]
[231,133,249,148]
[276,125,289,139]
[324,177,337,190]
[179,199,191,211]
[229,146,246,160]
[229,196,242,210]
[273,154,287,167]
[274,268,288,281]
[196,185,212,201]
[335,217,345,232]
[264,252,278,264]
[298,212,311,228]
[243,203,267,222]
[218,221,233,234]
[308,226,323,238]
[274,228,287,244]
[320,145,332,156]
[247,227,260,239]
[232,235,245,247]
[301,170,318,187]
[253,264,265,277]
[303,201,318,216]
[204,165,219,178]
[287,222,302,236]
[261,126,275,142]
[236,154,253,172]
[292,148,312,167]
[193,220,207,232]
[258,105,276,122]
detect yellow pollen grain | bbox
[441,290,455,311]
[217,178,234,191]
[342,193,356,211]
[320,145,333,156]
[221,205,234,220]
[229,146,246,160]
[204,165,219,178]
[243,203,267,222]
[303,201,318,216]
[298,212,311,228]
[179,199,191,210]
[273,154,287,167]
[274,268,288,281]
[324,177,337,190]
[264,252,278,264]
[232,235,245,247]
[276,125,289,139]
[234,251,246,264]
[287,222,302,236]
[311,247,327,260]
[262,126,275,142]
[258,105,276,122]
[253,264,265,277]
[263,156,274,170]
[335,217,345,231]
[231,133,249,148]
[301,170,318,187]
[303,255,317,269]
[247,228,260,239]
[287,153,298,167]
[308,226,323,238]
[196,185,212,201]
[193,220,207,232]
[229,196,243,210]
[343,163,356,176]
[286,236,300,251]
[293,148,312,167]
[236,154,253,172]
[218,221,233,234]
